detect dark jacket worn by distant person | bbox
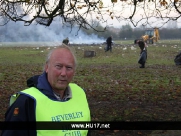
[174,52,181,65]
[137,40,147,68]
[62,38,69,45]
[105,36,113,52]
[138,40,146,54]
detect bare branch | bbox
[0,0,181,30]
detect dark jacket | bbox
[106,37,112,46]
[174,52,181,65]
[1,72,90,136]
[138,41,146,53]
[62,38,69,45]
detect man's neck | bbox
[53,90,65,99]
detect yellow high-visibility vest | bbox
[10,83,91,136]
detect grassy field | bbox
[1,40,181,135]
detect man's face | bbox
[45,48,75,92]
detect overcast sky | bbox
[99,0,181,28]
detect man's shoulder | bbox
[9,93,35,110]
[16,93,35,103]
[27,75,39,87]
[69,83,85,93]
[14,87,39,102]
[69,83,82,88]
[4,93,36,123]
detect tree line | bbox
[82,24,181,41]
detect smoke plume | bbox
[0,20,104,44]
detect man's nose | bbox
[60,67,67,76]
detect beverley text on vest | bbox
[51,112,83,121]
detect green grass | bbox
[1,40,181,123]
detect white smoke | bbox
[0,20,105,44]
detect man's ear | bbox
[45,64,48,73]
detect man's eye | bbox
[67,67,73,70]
[55,65,61,69]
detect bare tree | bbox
[0,0,181,30]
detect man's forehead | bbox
[54,48,68,53]
[51,48,71,57]
[50,49,74,63]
